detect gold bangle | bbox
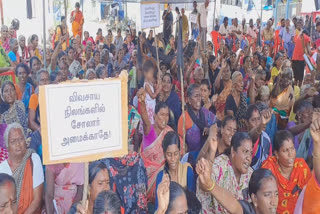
[207,180,216,192]
[313,152,320,159]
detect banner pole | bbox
[82,162,89,207]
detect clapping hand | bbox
[157,173,170,214]
[196,158,214,192]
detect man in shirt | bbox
[262,20,274,55]
[241,18,247,36]
[162,4,173,45]
[279,19,295,59]
[190,1,199,40]
[292,19,311,86]
[247,19,257,39]
[230,18,242,40]
[198,0,209,51]
[181,8,189,41]
[219,17,230,49]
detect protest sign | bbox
[141,2,160,29]
[39,73,128,165]
[189,13,197,24]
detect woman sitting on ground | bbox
[197,132,253,213]
[197,157,278,214]
[155,131,195,210]
[14,63,34,114]
[1,81,28,135]
[0,123,44,214]
[262,130,311,214]
[137,88,177,201]
[270,67,295,129]
[45,163,84,213]
[155,175,188,214]
[198,116,237,159]
[0,173,17,213]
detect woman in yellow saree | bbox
[70,2,84,40]
[270,67,295,130]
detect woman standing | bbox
[197,132,253,213]
[225,71,248,131]
[14,63,34,114]
[178,84,216,153]
[262,130,311,214]
[155,131,194,210]
[70,2,84,40]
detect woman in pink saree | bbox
[44,163,84,214]
[137,88,183,202]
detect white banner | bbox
[141,3,160,29]
[40,78,128,164]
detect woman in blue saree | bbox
[14,63,34,114]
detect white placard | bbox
[189,13,198,24]
[141,3,160,29]
[41,80,125,163]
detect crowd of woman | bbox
[0,2,319,213]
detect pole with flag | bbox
[177,15,186,154]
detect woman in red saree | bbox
[70,2,84,40]
[137,88,182,202]
[262,130,311,214]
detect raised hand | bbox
[196,158,214,192]
[261,108,273,126]
[313,108,320,122]
[211,94,218,105]
[207,124,218,155]
[157,173,170,213]
[311,117,320,146]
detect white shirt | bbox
[219,24,229,36]
[0,153,44,189]
[230,24,242,39]
[199,4,208,28]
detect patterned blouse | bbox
[197,154,253,214]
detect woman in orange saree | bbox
[0,123,44,214]
[262,130,311,214]
[70,2,84,40]
[137,88,174,202]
